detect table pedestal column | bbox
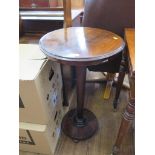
[61,66,98,141]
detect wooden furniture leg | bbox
[60,64,69,106]
[113,52,127,109]
[103,73,115,99]
[113,74,135,154]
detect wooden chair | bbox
[82,0,135,109]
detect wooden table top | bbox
[125,28,135,72]
[39,27,125,65]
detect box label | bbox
[19,130,35,145]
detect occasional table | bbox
[113,28,135,154]
[39,27,125,141]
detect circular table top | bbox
[39,27,125,65]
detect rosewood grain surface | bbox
[39,27,125,65]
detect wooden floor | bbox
[20,82,134,155]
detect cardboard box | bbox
[19,104,63,155]
[19,44,46,60]
[19,44,63,124]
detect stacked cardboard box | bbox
[19,106,63,155]
[19,44,64,155]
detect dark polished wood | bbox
[39,27,125,65]
[76,66,86,119]
[39,27,125,140]
[113,51,127,109]
[61,108,98,141]
[113,28,135,154]
[61,66,98,140]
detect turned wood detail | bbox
[113,75,135,155]
[61,66,98,140]
[123,73,135,121]
[123,99,135,121]
[123,90,135,121]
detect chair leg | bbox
[103,73,115,99]
[113,72,125,109]
[113,51,126,109]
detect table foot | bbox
[73,139,79,143]
[61,109,98,140]
[112,146,120,155]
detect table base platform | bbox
[61,108,98,141]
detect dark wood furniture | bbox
[83,0,135,108]
[113,28,135,154]
[39,27,125,141]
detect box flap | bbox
[19,59,46,80]
[19,122,46,132]
[19,44,46,60]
